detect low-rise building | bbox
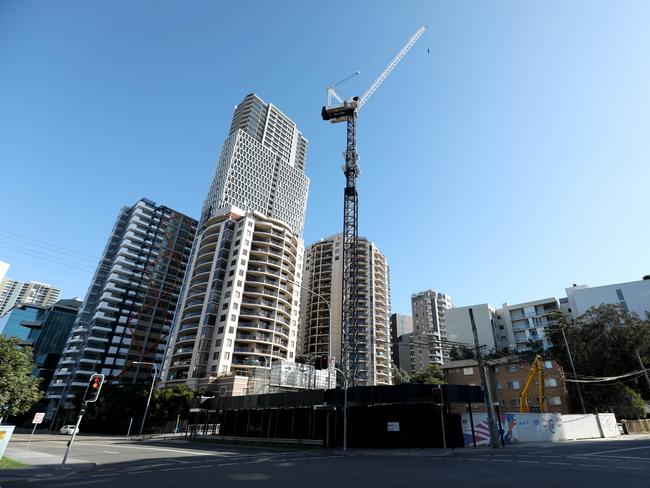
[496,298,560,352]
[563,279,650,319]
[442,356,569,414]
[445,304,499,352]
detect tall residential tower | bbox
[410,289,453,371]
[299,234,392,386]
[45,198,196,424]
[160,94,309,395]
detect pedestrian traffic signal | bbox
[432,386,444,405]
[83,374,105,403]
[314,354,329,370]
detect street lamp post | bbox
[132,361,158,436]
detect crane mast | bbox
[322,26,425,387]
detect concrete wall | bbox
[565,280,650,319]
[461,412,619,446]
[446,304,497,350]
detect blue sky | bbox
[1,0,649,314]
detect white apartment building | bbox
[299,234,392,386]
[160,94,310,394]
[160,206,304,390]
[0,274,61,317]
[410,290,453,371]
[445,303,499,352]
[45,198,196,424]
[496,298,560,352]
[561,279,650,319]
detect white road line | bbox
[540,455,562,458]
[615,466,644,470]
[90,473,120,477]
[161,467,185,471]
[49,480,114,487]
[578,464,601,468]
[584,445,650,456]
[128,470,152,474]
[102,451,119,454]
[190,465,212,469]
[217,462,240,466]
[517,460,540,464]
[71,442,215,456]
[468,458,488,461]
[547,462,571,466]
[493,459,513,462]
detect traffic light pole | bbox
[62,402,86,466]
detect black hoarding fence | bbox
[188,384,483,448]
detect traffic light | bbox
[314,354,329,370]
[83,374,105,403]
[432,385,444,405]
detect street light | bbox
[132,361,158,436]
[545,311,587,415]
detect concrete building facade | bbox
[562,279,650,319]
[390,314,413,371]
[160,207,304,390]
[445,304,499,352]
[45,198,196,423]
[160,94,310,393]
[410,290,453,371]
[299,234,392,386]
[0,277,60,317]
[496,298,560,353]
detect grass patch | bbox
[0,456,27,470]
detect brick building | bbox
[442,356,569,414]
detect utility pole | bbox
[636,350,650,390]
[560,326,586,414]
[469,308,500,448]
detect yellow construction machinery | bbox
[519,355,547,413]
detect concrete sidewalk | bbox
[0,447,95,483]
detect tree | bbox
[149,385,197,426]
[391,363,410,385]
[410,364,445,385]
[449,345,475,361]
[0,336,42,418]
[548,305,650,416]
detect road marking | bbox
[72,442,215,456]
[517,460,540,464]
[468,458,488,461]
[161,467,185,471]
[584,445,650,456]
[128,470,152,474]
[102,450,119,454]
[615,466,644,470]
[49,480,115,487]
[190,465,212,469]
[218,462,240,466]
[578,464,601,468]
[90,473,120,477]
[492,459,513,462]
[547,462,571,466]
[540,455,562,458]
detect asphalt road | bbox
[4,433,650,488]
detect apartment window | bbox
[238,269,244,276]
[463,367,474,376]
[234,291,241,299]
[507,366,517,372]
[220,314,226,322]
[543,361,553,369]
[226,339,232,346]
[237,280,243,287]
[510,398,520,407]
[548,396,562,406]
[224,352,230,360]
[230,314,236,321]
[507,381,520,390]
[493,367,500,373]
[227,280,233,288]
[222,303,228,310]
[544,378,558,387]
[217,327,224,334]
[229,326,235,334]
[496,381,502,390]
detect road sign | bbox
[32,412,45,424]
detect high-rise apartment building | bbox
[390,313,413,370]
[45,198,196,423]
[299,234,392,386]
[410,289,453,371]
[160,94,309,394]
[0,274,60,317]
[200,93,309,235]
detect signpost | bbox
[26,412,45,450]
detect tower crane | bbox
[322,26,426,386]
